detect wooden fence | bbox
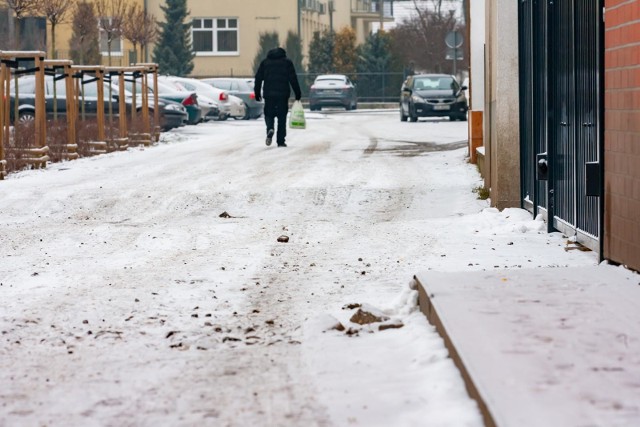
[0,50,159,180]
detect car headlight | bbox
[411,95,424,103]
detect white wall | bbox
[470,0,485,110]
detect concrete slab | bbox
[414,265,640,427]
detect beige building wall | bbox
[47,1,384,75]
[144,0,383,77]
[49,0,143,65]
[484,0,521,209]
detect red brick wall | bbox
[604,0,640,271]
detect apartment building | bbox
[144,0,391,77]
[2,1,390,74]
[0,1,390,74]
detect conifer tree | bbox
[252,32,280,74]
[152,0,194,76]
[307,30,335,76]
[356,31,401,100]
[285,30,304,74]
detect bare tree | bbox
[94,0,126,65]
[4,0,39,49]
[390,0,465,75]
[38,0,77,58]
[122,2,158,64]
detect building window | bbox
[99,17,122,56]
[192,17,238,55]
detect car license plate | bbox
[433,105,450,110]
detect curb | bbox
[414,274,497,427]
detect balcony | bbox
[351,0,393,20]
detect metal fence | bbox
[205,71,408,103]
[518,0,604,252]
[298,72,406,103]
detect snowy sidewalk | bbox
[415,265,640,427]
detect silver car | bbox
[309,74,358,111]
[159,76,246,120]
[203,78,264,120]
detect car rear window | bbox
[316,78,344,84]
[233,80,251,91]
[209,80,231,90]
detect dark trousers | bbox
[264,96,289,145]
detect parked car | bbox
[156,77,220,121]
[202,77,264,119]
[9,75,132,123]
[399,74,468,122]
[145,97,188,131]
[10,75,189,132]
[87,80,188,131]
[159,76,246,120]
[126,79,203,125]
[309,74,357,111]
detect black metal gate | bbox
[518,0,603,252]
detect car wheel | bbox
[352,102,357,110]
[242,103,250,120]
[18,111,36,124]
[409,106,418,122]
[400,105,408,122]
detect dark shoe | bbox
[266,129,274,146]
[277,142,287,147]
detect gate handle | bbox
[583,122,593,127]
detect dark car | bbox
[125,80,203,125]
[147,97,188,131]
[309,74,357,111]
[400,74,468,122]
[9,75,131,123]
[202,77,264,120]
[9,75,188,131]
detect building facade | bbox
[472,0,640,270]
[144,0,390,77]
[11,0,389,75]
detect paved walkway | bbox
[415,265,640,427]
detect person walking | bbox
[254,47,302,147]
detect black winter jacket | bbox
[254,48,302,100]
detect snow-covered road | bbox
[0,110,595,426]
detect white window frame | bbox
[192,17,239,56]
[98,17,123,57]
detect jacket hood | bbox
[267,47,287,60]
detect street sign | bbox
[446,48,464,61]
[445,31,464,49]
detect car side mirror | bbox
[461,85,468,91]
[402,87,412,94]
